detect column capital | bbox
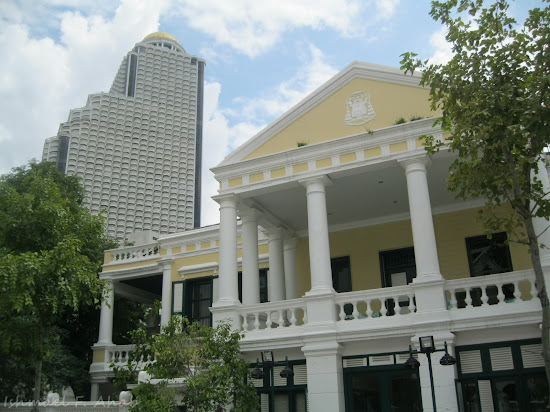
[283,236,298,251]
[398,154,431,173]
[238,207,260,222]
[266,226,284,240]
[158,257,174,271]
[212,193,239,206]
[298,175,332,191]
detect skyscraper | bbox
[43,32,204,239]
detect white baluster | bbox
[277,309,285,327]
[339,303,346,321]
[254,313,260,330]
[242,314,249,331]
[393,296,401,316]
[408,293,416,313]
[352,301,359,320]
[302,308,307,324]
[449,289,457,309]
[496,283,506,305]
[266,312,273,328]
[380,299,388,317]
[480,287,489,306]
[464,288,473,308]
[289,308,297,326]
[513,281,521,301]
[366,299,373,317]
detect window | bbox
[126,54,138,97]
[331,256,352,293]
[379,247,416,287]
[465,232,513,276]
[238,268,268,303]
[172,278,212,327]
[56,136,70,173]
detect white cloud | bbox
[428,27,454,65]
[0,0,168,173]
[172,0,396,57]
[200,44,338,225]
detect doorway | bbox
[345,368,422,411]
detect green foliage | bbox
[394,117,406,125]
[0,161,115,401]
[116,315,258,412]
[400,0,550,385]
[296,141,309,147]
[409,115,424,122]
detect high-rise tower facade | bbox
[43,32,204,238]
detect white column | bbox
[300,176,334,295]
[302,342,345,412]
[216,195,239,305]
[96,280,114,345]
[532,160,550,267]
[90,383,99,402]
[159,258,173,328]
[240,209,260,305]
[284,236,298,300]
[412,333,458,412]
[400,156,442,282]
[268,227,286,302]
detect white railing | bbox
[334,285,416,321]
[238,298,307,331]
[106,345,135,364]
[109,243,160,263]
[444,270,538,309]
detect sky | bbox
[0,0,540,226]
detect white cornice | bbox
[212,117,441,182]
[217,61,424,167]
[100,263,160,280]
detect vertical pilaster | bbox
[90,383,99,402]
[159,258,173,328]
[302,342,345,412]
[268,227,286,302]
[240,209,260,305]
[96,280,114,345]
[284,236,298,300]
[299,176,334,295]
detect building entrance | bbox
[344,367,422,411]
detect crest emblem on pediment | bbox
[345,91,376,126]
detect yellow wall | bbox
[244,77,438,160]
[294,207,531,296]
[92,350,105,363]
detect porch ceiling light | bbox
[261,351,274,367]
[404,345,420,370]
[419,336,436,353]
[251,358,264,380]
[280,356,294,379]
[439,342,456,366]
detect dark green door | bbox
[346,369,422,411]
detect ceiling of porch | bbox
[240,151,469,234]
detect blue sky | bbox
[0,0,540,224]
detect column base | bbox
[211,302,241,330]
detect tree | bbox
[114,315,259,412]
[0,161,113,408]
[400,0,550,385]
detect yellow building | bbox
[90,62,549,412]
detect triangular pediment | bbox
[217,61,436,167]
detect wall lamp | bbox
[250,351,294,380]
